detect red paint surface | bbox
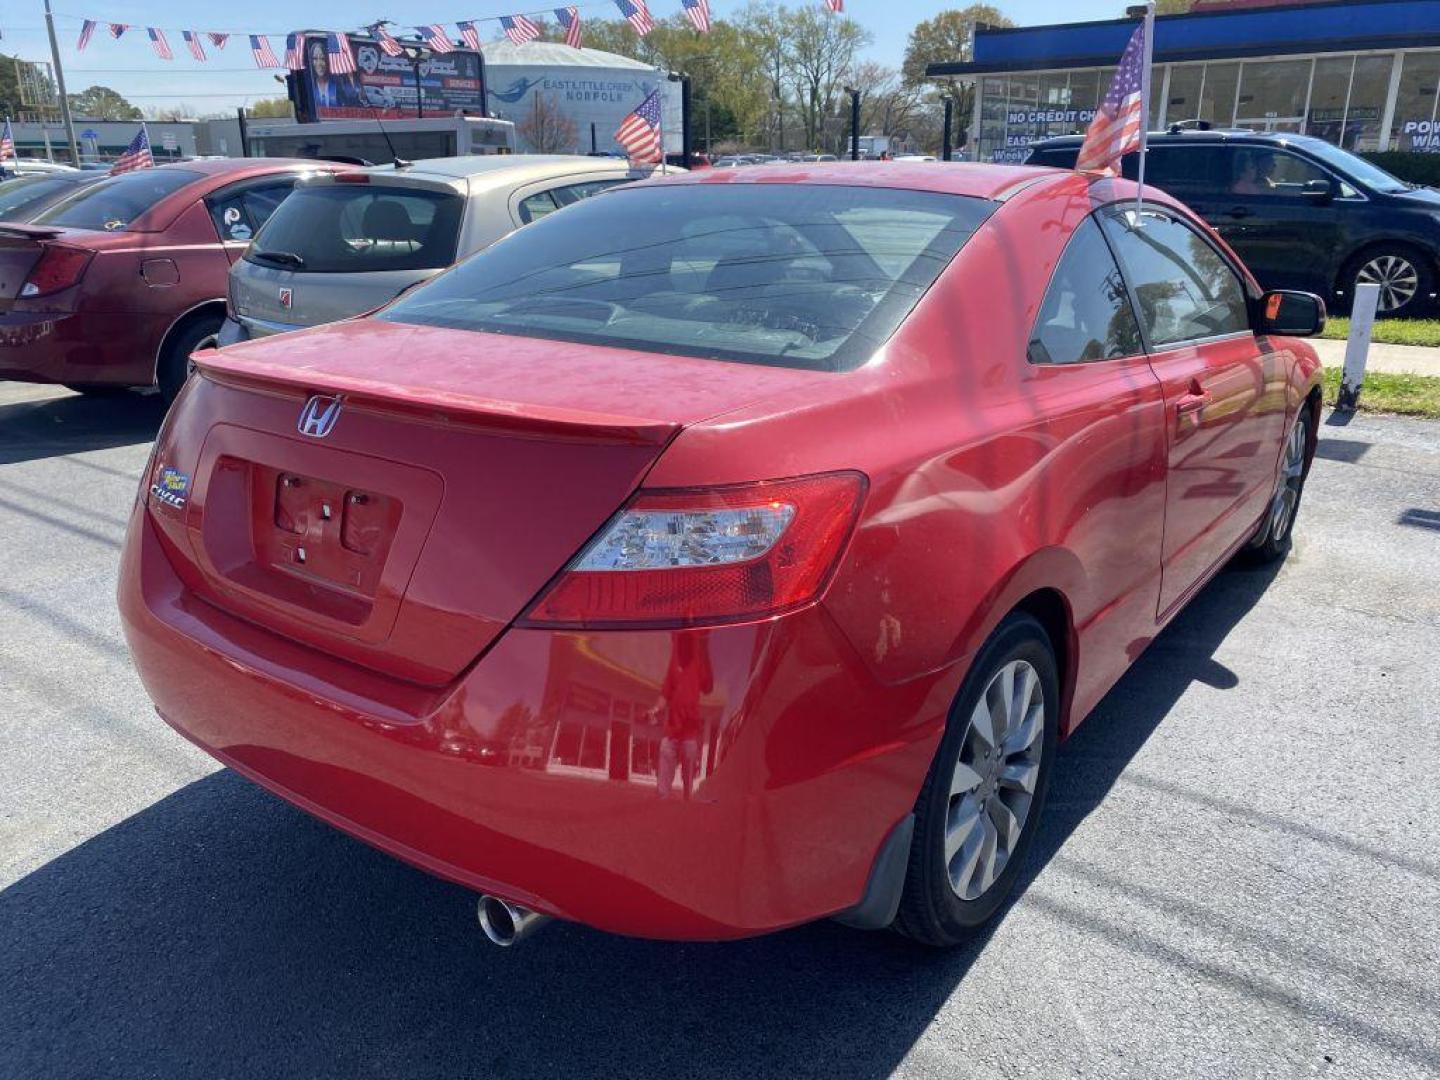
[119,164,1322,938]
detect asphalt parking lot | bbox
[2,381,1438,1080]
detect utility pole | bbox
[43,0,80,165]
[844,86,860,161]
[942,98,953,161]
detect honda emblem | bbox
[278,287,292,309]
[297,395,342,438]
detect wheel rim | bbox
[944,659,1045,901]
[1356,254,1419,313]
[1269,416,1307,543]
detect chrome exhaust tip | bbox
[477,894,552,947]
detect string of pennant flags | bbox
[72,0,845,68]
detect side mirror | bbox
[1258,289,1326,337]
[1301,178,1335,203]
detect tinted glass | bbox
[1101,207,1249,346]
[552,178,628,205]
[517,191,560,224]
[207,179,296,242]
[34,168,200,231]
[1299,138,1410,193]
[382,184,995,372]
[247,183,463,273]
[0,175,81,220]
[1029,216,1142,364]
[1128,146,1230,197]
[1226,148,1336,196]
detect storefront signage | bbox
[1401,119,1440,151]
[1006,108,1097,125]
[990,147,1035,164]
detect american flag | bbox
[416,25,454,53]
[614,0,654,36]
[251,34,281,68]
[111,126,154,175]
[148,28,173,60]
[377,26,405,57]
[615,89,662,163]
[76,19,96,51]
[207,32,230,48]
[183,30,206,62]
[682,0,711,32]
[500,15,541,45]
[457,20,481,50]
[0,119,14,171]
[1076,22,1149,174]
[824,0,843,11]
[284,33,305,71]
[328,33,357,74]
[108,23,127,38]
[555,7,581,48]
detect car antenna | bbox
[362,20,413,170]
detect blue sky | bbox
[3,0,1120,116]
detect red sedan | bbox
[0,159,343,400]
[119,163,1324,946]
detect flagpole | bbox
[657,70,668,175]
[1134,1,1156,220]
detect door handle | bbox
[1177,390,1212,414]
[1224,206,1253,220]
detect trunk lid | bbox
[152,319,823,685]
[231,259,436,332]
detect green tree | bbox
[66,85,142,120]
[1155,0,1195,12]
[785,5,871,150]
[246,96,294,119]
[901,6,1014,146]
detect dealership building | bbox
[927,0,1440,162]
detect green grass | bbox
[1322,367,1440,419]
[1320,317,1440,347]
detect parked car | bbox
[1026,129,1440,316]
[0,160,79,176]
[0,158,346,400]
[120,162,1323,948]
[0,171,104,223]
[219,155,653,344]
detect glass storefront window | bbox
[1347,55,1396,151]
[1390,52,1440,151]
[1068,70,1101,132]
[1200,62,1241,127]
[1235,59,1312,130]
[1307,55,1354,143]
[1165,64,1204,126]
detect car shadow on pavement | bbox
[0,563,1279,1080]
[0,389,166,466]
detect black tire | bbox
[157,315,222,404]
[1340,244,1435,318]
[893,612,1060,947]
[1244,403,1313,564]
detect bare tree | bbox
[516,93,579,154]
[786,6,871,151]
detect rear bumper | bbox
[118,502,950,939]
[0,309,160,386]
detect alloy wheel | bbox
[1269,416,1307,544]
[1356,254,1419,313]
[944,659,1045,901]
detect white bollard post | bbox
[1336,282,1381,412]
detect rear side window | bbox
[1100,206,1249,347]
[34,168,200,232]
[517,191,560,224]
[247,184,463,273]
[517,178,629,224]
[1029,216,1142,364]
[0,175,80,220]
[381,184,995,372]
[206,179,297,242]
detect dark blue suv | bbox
[1025,130,1440,317]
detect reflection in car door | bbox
[1101,204,1287,617]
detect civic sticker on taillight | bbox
[149,465,190,510]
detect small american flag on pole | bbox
[416,25,454,53]
[1075,19,1151,175]
[108,23,128,39]
[183,31,206,62]
[207,32,230,49]
[824,0,843,12]
[0,118,15,171]
[377,26,405,56]
[614,0,654,36]
[328,33,357,75]
[457,21,481,51]
[615,89,662,164]
[111,125,154,175]
[76,19,97,51]
[682,0,711,33]
[555,7,581,49]
[284,33,305,71]
[148,28,173,60]
[251,35,281,68]
[500,15,542,45]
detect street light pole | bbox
[844,86,860,161]
[43,0,80,165]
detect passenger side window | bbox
[552,179,628,206]
[1222,149,1357,199]
[1100,207,1250,347]
[1028,215,1142,365]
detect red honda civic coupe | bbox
[119,163,1324,947]
[0,158,342,401]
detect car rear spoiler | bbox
[0,223,65,240]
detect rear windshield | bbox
[0,175,82,220]
[34,169,200,231]
[247,183,464,273]
[381,184,994,371]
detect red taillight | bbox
[21,244,93,298]
[522,471,867,629]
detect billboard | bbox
[484,65,680,155]
[293,34,487,122]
